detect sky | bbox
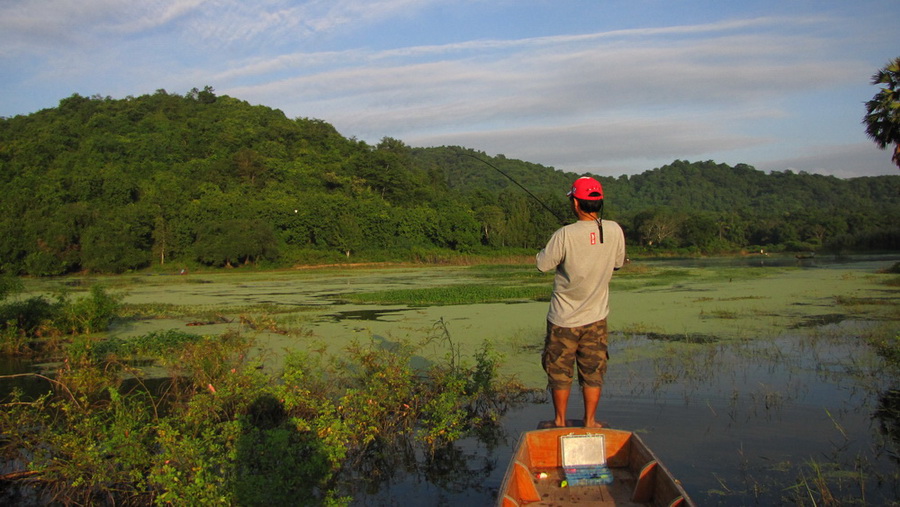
[2,1,899,179]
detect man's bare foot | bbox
[583,420,605,428]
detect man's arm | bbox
[536,229,565,272]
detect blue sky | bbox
[2,0,898,178]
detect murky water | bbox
[7,255,900,505]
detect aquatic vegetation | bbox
[0,316,535,505]
[0,285,120,356]
[340,284,549,305]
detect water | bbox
[3,255,899,505]
[343,323,900,505]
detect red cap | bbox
[567,177,603,200]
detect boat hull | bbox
[497,427,693,507]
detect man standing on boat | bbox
[536,176,626,428]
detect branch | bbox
[0,470,40,481]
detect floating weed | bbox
[467,264,547,282]
[504,328,543,353]
[791,313,849,329]
[610,267,698,291]
[717,295,766,301]
[834,295,895,306]
[120,302,313,322]
[340,284,549,305]
[272,313,316,336]
[701,309,740,320]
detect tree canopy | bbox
[864,56,900,169]
[1,89,898,275]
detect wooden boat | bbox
[497,427,694,506]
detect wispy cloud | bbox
[229,16,863,126]
[1,1,895,176]
[210,14,881,175]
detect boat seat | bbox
[508,460,540,504]
[631,459,658,503]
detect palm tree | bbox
[863,57,900,169]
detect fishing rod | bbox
[456,149,568,225]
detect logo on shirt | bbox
[590,232,597,245]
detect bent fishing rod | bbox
[456,149,568,226]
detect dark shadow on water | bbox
[320,308,409,322]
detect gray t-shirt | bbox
[536,219,626,328]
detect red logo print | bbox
[590,232,597,245]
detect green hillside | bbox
[1,88,897,275]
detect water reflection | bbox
[875,389,900,465]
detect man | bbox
[536,176,626,428]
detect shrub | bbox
[61,285,121,334]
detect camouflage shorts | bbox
[542,319,609,390]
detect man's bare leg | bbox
[582,386,604,428]
[551,389,570,427]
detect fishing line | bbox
[456,150,568,225]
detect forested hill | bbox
[1,89,898,275]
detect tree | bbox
[863,57,900,169]
[194,219,278,267]
[633,208,683,247]
[81,210,152,273]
